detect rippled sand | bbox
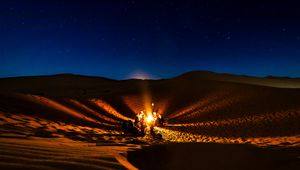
[0,72,300,169]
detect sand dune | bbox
[175,71,300,88]
[0,71,300,169]
[127,143,300,170]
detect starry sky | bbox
[1,0,300,79]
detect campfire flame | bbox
[146,112,154,124]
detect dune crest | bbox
[0,71,300,169]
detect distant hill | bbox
[1,71,300,92]
[174,71,300,88]
[0,70,300,139]
[1,71,300,98]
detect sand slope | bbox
[128,143,300,170]
[0,71,300,169]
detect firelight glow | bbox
[146,112,154,124]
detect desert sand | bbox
[0,71,300,169]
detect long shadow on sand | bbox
[128,142,300,170]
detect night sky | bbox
[1,0,300,79]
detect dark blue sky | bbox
[1,0,300,79]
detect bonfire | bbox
[121,103,165,139]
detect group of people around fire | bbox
[121,103,165,139]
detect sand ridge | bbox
[0,72,300,169]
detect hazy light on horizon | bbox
[128,70,158,80]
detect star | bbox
[224,32,231,40]
[282,28,286,32]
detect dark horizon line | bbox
[0,70,299,80]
